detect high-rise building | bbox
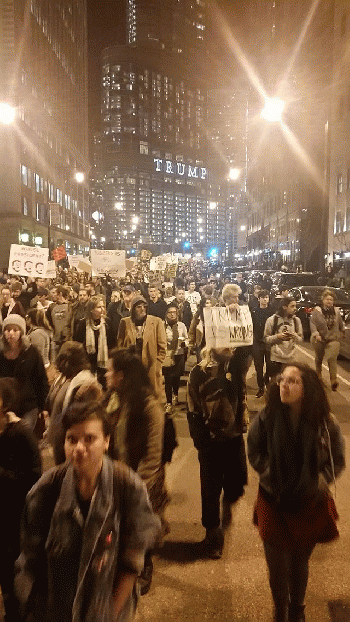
[327,1,350,267]
[0,0,90,269]
[91,0,232,257]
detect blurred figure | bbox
[26,308,52,369]
[174,287,192,330]
[248,364,345,622]
[162,304,188,410]
[1,285,25,320]
[310,289,345,391]
[17,401,159,622]
[45,341,101,464]
[0,377,41,622]
[187,347,248,559]
[264,297,303,378]
[185,280,201,315]
[148,284,168,320]
[188,296,217,362]
[251,289,274,398]
[46,285,72,361]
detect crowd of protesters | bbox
[0,258,346,622]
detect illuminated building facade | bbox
[91,0,231,256]
[0,0,90,268]
[327,1,350,266]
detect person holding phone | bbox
[264,297,303,378]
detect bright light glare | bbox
[132,216,139,224]
[209,201,217,210]
[75,172,85,183]
[115,202,123,210]
[261,98,285,123]
[0,103,16,125]
[240,225,246,231]
[20,233,30,243]
[229,168,240,181]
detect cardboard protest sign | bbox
[204,305,253,349]
[78,260,92,274]
[90,249,126,277]
[150,256,167,272]
[8,245,49,279]
[44,260,56,279]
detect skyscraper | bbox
[91,0,231,256]
[0,0,90,268]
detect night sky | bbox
[87,0,126,153]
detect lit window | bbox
[21,165,28,186]
[337,174,343,195]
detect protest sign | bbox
[90,249,126,277]
[44,260,56,279]
[204,305,253,349]
[8,245,49,279]
[150,256,167,272]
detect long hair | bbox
[56,341,91,378]
[265,362,331,429]
[26,308,51,332]
[108,347,152,469]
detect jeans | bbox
[197,436,248,530]
[253,341,271,389]
[263,540,314,621]
[314,340,340,383]
[162,354,185,403]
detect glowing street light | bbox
[0,103,16,125]
[74,171,85,183]
[115,202,123,210]
[228,167,240,181]
[209,201,217,210]
[131,216,139,225]
[261,97,285,123]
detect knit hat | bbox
[3,314,26,335]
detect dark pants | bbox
[252,341,271,389]
[0,543,21,621]
[263,540,314,621]
[197,436,248,530]
[162,354,185,404]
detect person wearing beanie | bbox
[116,296,167,403]
[0,313,49,432]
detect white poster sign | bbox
[204,305,253,349]
[90,249,126,277]
[8,245,49,279]
[150,256,167,271]
[44,260,56,279]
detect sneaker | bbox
[331,382,338,391]
[172,395,179,406]
[256,387,264,398]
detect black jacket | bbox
[251,306,273,342]
[106,301,122,338]
[0,341,49,416]
[148,297,168,320]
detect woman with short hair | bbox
[17,401,159,622]
[248,363,345,622]
[310,289,345,390]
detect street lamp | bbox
[74,171,85,183]
[131,216,139,225]
[0,103,16,125]
[228,167,240,181]
[261,97,285,123]
[115,202,123,210]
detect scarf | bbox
[265,405,320,510]
[85,317,108,369]
[167,320,179,354]
[322,306,336,330]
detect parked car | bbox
[271,272,319,295]
[340,317,350,359]
[288,286,350,340]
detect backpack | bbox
[198,373,238,440]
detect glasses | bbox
[276,374,302,387]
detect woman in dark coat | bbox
[0,377,41,621]
[0,314,49,431]
[248,363,345,622]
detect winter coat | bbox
[0,337,49,416]
[116,299,167,402]
[310,306,345,344]
[16,457,160,622]
[107,393,168,514]
[188,315,204,349]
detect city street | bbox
[1,344,350,622]
[136,345,350,622]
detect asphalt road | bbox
[136,347,350,622]
[1,345,350,621]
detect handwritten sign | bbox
[44,260,56,279]
[8,245,49,279]
[90,249,126,277]
[204,306,253,349]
